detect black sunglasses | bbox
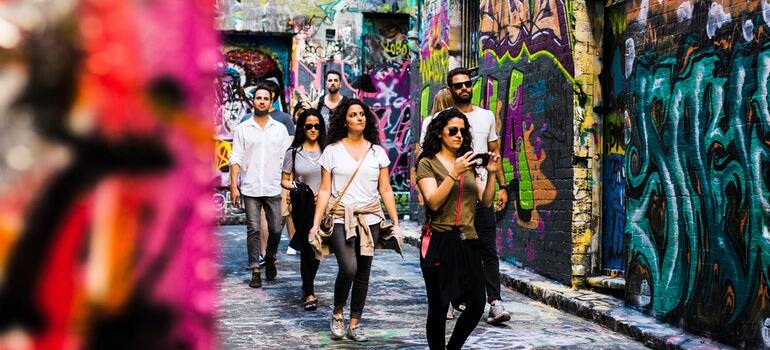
[304,123,321,131]
[447,126,465,137]
[451,81,472,90]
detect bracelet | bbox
[447,174,457,182]
[498,185,508,190]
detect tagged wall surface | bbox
[215,0,418,218]
[478,0,578,284]
[624,0,770,346]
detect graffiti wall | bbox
[362,16,414,216]
[215,0,418,219]
[477,0,578,284]
[411,0,462,220]
[215,0,416,107]
[0,0,218,348]
[624,0,770,346]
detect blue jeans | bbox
[243,195,282,269]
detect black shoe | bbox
[249,270,262,288]
[265,255,277,281]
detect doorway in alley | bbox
[600,2,627,275]
[361,13,412,218]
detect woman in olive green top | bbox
[416,107,499,350]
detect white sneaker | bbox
[345,325,368,342]
[286,247,298,255]
[330,314,345,339]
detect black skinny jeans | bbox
[331,223,380,319]
[422,239,485,350]
[475,205,502,303]
[300,243,320,298]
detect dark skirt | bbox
[289,182,315,251]
[420,227,482,306]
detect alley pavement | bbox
[218,225,648,349]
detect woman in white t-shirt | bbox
[310,98,400,342]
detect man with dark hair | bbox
[423,66,511,324]
[263,79,296,136]
[312,69,348,125]
[230,84,291,288]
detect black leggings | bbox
[422,240,485,350]
[331,223,380,320]
[300,243,320,298]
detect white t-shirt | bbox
[419,107,498,181]
[319,142,391,225]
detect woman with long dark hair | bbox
[416,107,500,349]
[281,108,327,311]
[309,98,400,342]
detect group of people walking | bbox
[229,67,511,348]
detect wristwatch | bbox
[498,184,508,191]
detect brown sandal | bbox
[303,296,318,311]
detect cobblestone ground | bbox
[218,226,647,349]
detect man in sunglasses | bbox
[420,67,511,324]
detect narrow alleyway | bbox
[218,225,647,349]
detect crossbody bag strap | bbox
[291,147,298,178]
[328,146,370,214]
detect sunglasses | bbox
[451,81,472,90]
[304,123,321,131]
[446,126,465,137]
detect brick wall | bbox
[623,0,770,346]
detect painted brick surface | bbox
[215,1,418,217]
[623,0,770,347]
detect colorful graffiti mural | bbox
[624,0,770,346]
[482,56,576,284]
[215,37,291,199]
[419,0,450,86]
[0,0,218,348]
[215,0,417,109]
[214,1,418,218]
[475,0,577,284]
[480,0,575,75]
[362,16,413,216]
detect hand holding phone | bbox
[470,153,491,167]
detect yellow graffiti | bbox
[215,139,232,171]
[382,39,409,59]
[483,44,575,82]
[420,48,449,84]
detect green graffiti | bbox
[507,69,533,210]
[419,48,448,84]
[420,85,430,118]
[488,77,499,113]
[517,139,534,210]
[472,79,482,106]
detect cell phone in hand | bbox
[470,153,491,167]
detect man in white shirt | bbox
[420,67,511,324]
[230,84,291,288]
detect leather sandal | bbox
[303,296,318,311]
